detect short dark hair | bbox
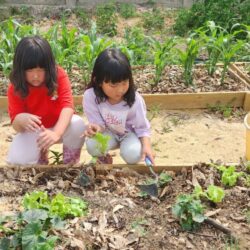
[9,35,57,98]
[87,48,135,107]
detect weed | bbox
[142,8,164,31]
[246,210,250,224]
[49,150,63,165]
[96,2,117,36]
[147,105,161,121]
[207,103,234,118]
[131,218,148,236]
[118,3,136,19]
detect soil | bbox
[0,108,246,166]
[0,162,249,249]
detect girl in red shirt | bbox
[7,36,85,165]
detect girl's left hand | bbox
[37,125,61,150]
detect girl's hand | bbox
[37,125,61,150]
[140,137,155,166]
[15,113,42,132]
[83,123,103,137]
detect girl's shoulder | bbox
[134,91,144,103]
[56,65,68,79]
[84,87,95,97]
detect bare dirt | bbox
[0,108,246,166]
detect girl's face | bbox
[102,80,129,104]
[25,67,46,87]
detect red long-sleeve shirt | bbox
[8,66,74,128]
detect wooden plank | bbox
[74,92,246,110]
[231,62,250,85]
[243,92,250,111]
[0,97,8,110]
[0,91,246,111]
[0,163,192,173]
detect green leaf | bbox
[93,132,110,155]
[22,209,49,223]
[205,185,225,203]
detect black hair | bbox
[9,35,57,98]
[87,48,135,107]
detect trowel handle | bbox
[145,156,158,179]
[145,156,153,166]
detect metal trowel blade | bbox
[137,183,158,197]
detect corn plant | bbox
[176,34,201,86]
[219,34,245,84]
[77,22,112,83]
[150,37,178,84]
[196,21,224,76]
[0,18,38,76]
[124,27,153,65]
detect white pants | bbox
[7,114,85,165]
[86,131,142,164]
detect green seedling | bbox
[193,185,225,203]
[131,218,148,237]
[212,164,243,187]
[93,132,111,156]
[147,104,161,122]
[207,103,233,118]
[172,194,206,231]
[158,172,172,187]
[246,210,250,224]
[22,191,88,219]
[0,191,88,249]
[49,150,63,165]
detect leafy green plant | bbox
[173,0,250,37]
[93,132,111,156]
[158,172,172,187]
[213,164,243,187]
[193,185,225,203]
[22,191,88,219]
[172,194,206,231]
[0,190,87,249]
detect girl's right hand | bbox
[15,113,42,132]
[83,123,103,137]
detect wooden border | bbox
[0,163,192,173]
[231,62,250,85]
[74,92,246,109]
[0,91,247,111]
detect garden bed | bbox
[0,163,249,249]
[231,62,250,87]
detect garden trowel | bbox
[137,156,159,197]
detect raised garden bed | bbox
[0,163,249,249]
[231,62,250,87]
[1,63,250,111]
